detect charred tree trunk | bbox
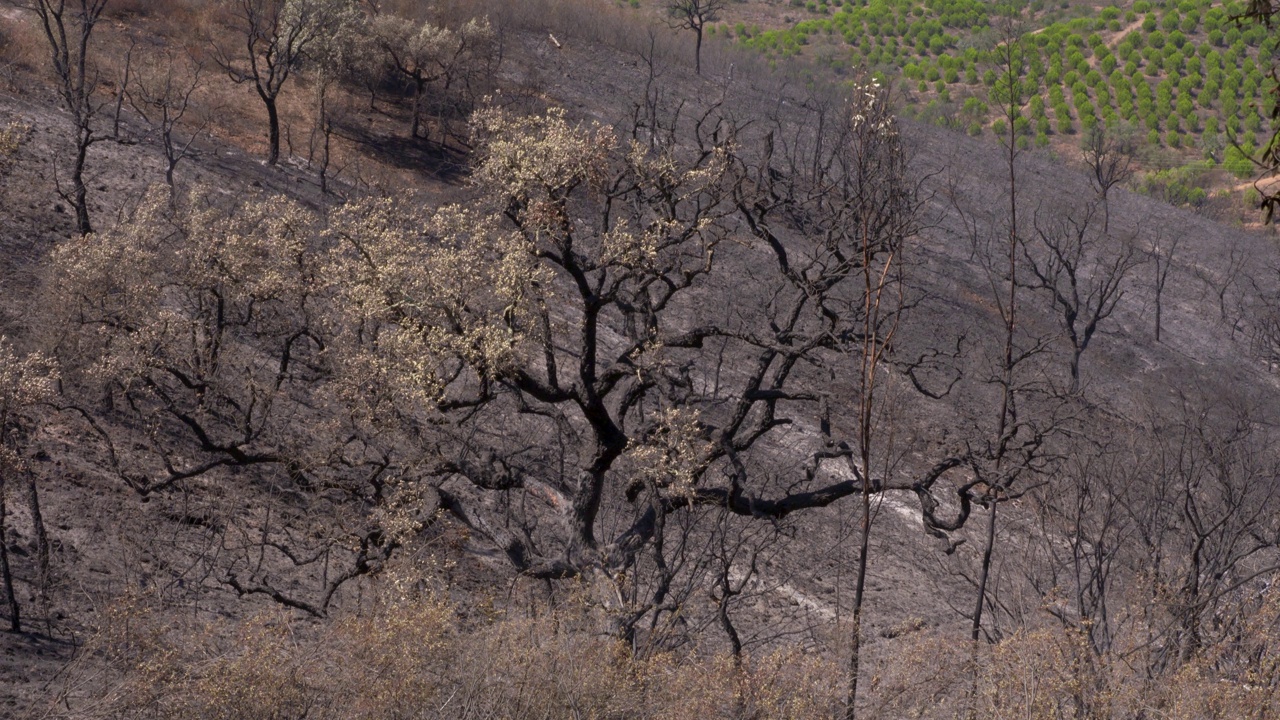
[971,492,998,642]
[411,75,425,140]
[1069,348,1082,395]
[27,470,49,620]
[694,27,703,75]
[0,473,19,633]
[265,96,281,166]
[715,576,742,661]
[72,127,92,235]
[845,483,873,720]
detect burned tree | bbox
[1147,229,1179,344]
[1124,394,1280,671]
[41,82,977,705]
[28,0,111,235]
[325,88,972,669]
[45,189,395,616]
[127,49,208,197]
[667,0,725,76]
[945,23,1055,648]
[1021,202,1141,394]
[369,12,496,144]
[732,79,933,718]
[0,338,57,633]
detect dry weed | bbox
[34,577,847,720]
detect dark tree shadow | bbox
[334,119,469,183]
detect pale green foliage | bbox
[326,197,547,406]
[457,17,496,49]
[280,0,355,44]
[222,0,357,82]
[0,121,29,164]
[621,406,713,498]
[472,104,731,272]
[0,339,55,412]
[46,186,336,492]
[471,106,616,202]
[367,11,496,138]
[51,188,320,384]
[370,14,457,77]
[305,0,364,77]
[369,12,494,78]
[216,0,359,162]
[0,337,57,472]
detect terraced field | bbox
[688,0,1277,209]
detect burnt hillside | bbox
[3,1,1280,718]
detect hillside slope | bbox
[2,2,1280,717]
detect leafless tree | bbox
[1027,434,1140,656]
[0,467,15,632]
[666,0,725,75]
[723,78,976,716]
[955,19,1045,649]
[1021,202,1141,394]
[1184,235,1249,339]
[737,80,919,719]
[303,11,359,193]
[27,0,111,235]
[127,49,208,197]
[1124,394,1280,672]
[1147,229,1180,343]
[110,38,132,140]
[706,510,768,662]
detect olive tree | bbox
[42,90,976,692]
[213,0,356,165]
[368,12,496,143]
[45,188,394,616]
[324,85,973,662]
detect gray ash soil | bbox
[4,20,1280,717]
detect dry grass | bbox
[863,589,1280,720]
[441,0,774,81]
[32,580,1280,720]
[0,0,784,193]
[33,578,845,720]
[0,12,50,83]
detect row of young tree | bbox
[3,1,1280,718]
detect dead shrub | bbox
[861,588,1280,720]
[35,578,845,720]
